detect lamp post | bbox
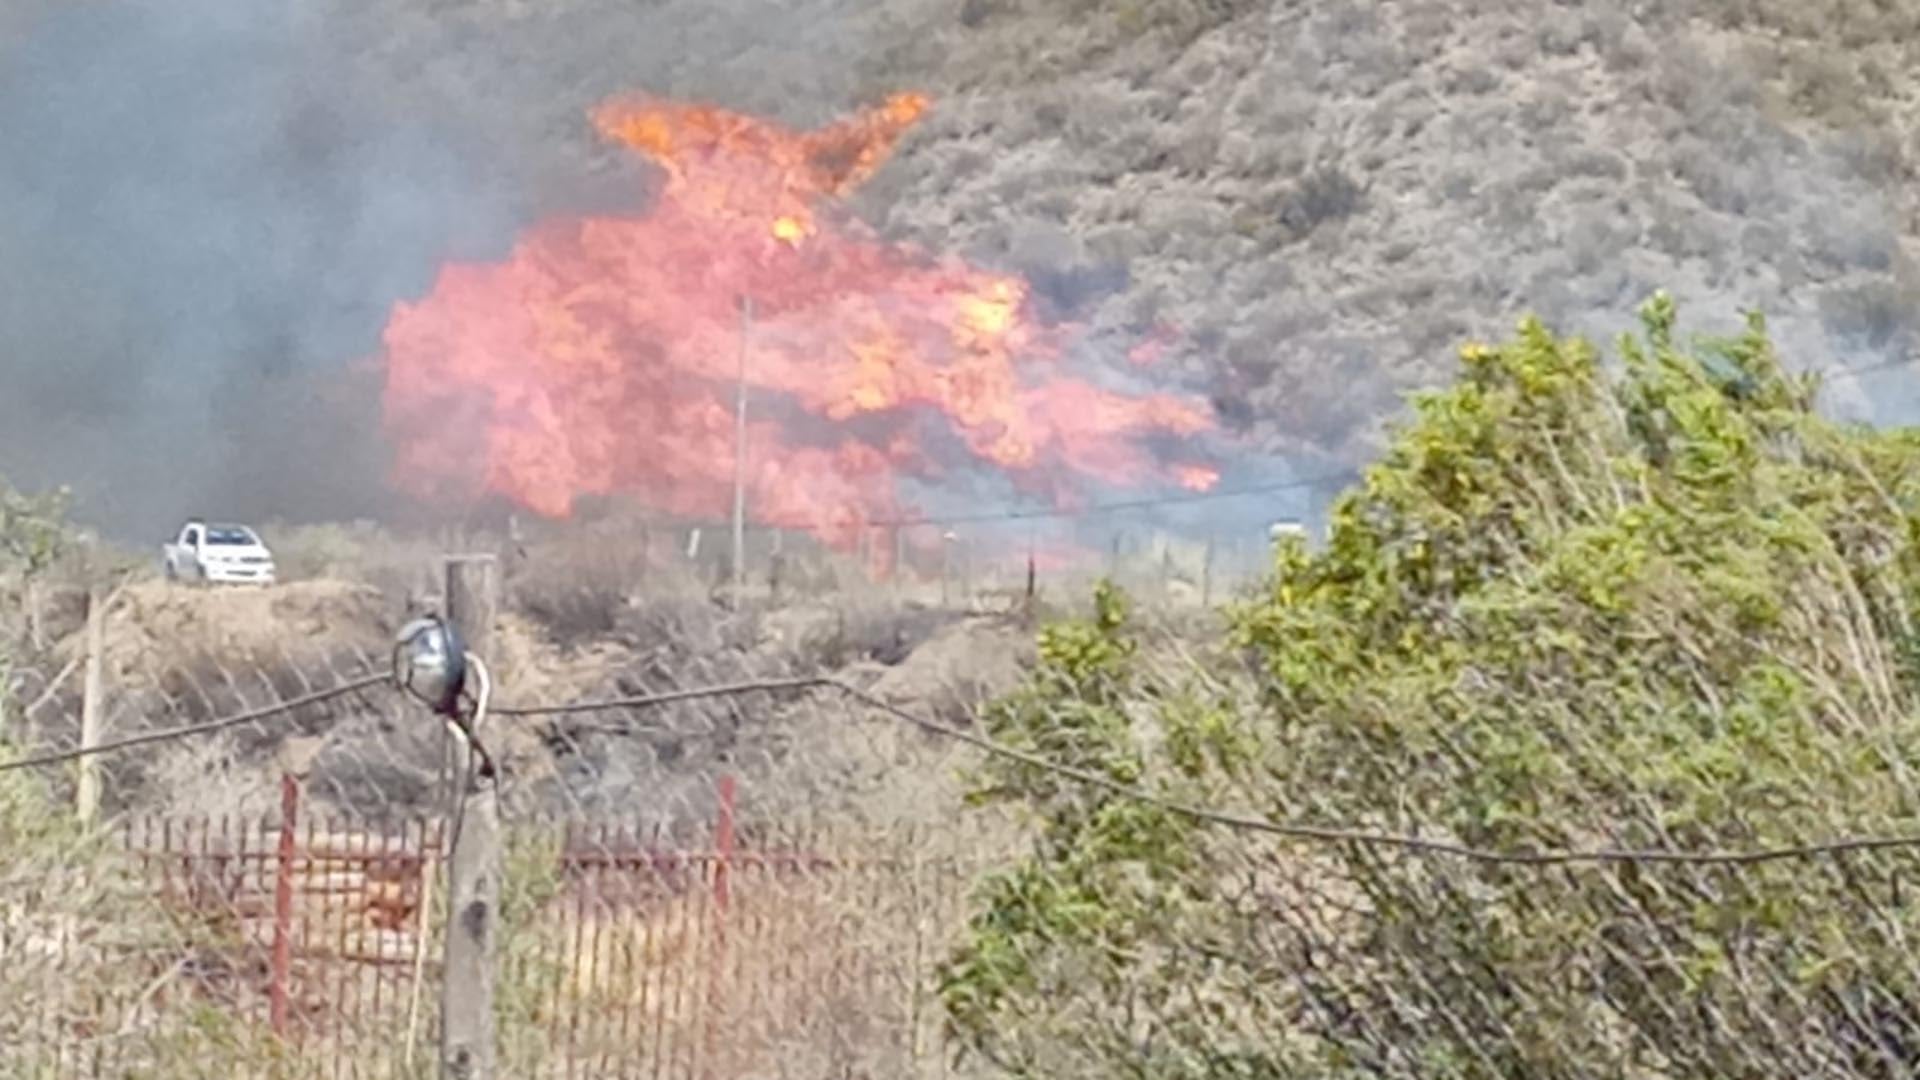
[731,296,754,609]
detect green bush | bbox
[942,294,1920,1078]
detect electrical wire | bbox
[857,468,1362,530]
[0,671,392,774]
[1813,353,1919,383]
[14,657,1920,866]
[502,676,1920,868]
[441,651,496,862]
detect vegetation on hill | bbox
[860,0,1920,465]
[942,295,1920,1077]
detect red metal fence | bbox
[10,776,977,1078]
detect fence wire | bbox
[0,578,1006,1078]
[1,784,983,1079]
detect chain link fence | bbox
[3,782,986,1078]
[0,574,1010,1077]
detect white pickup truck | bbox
[162,520,277,585]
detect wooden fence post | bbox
[1201,533,1216,608]
[768,528,785,604]
[440,555,501,1080]
[75,586,106,823]
[940,534,953,607]
[1025,544,1037,618]
[269,773,299,1037]
[892,527,907,602]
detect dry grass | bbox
[501,823,996,1079]
[0,776,1009,1078]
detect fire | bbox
[771,216,808,245]
[380,92,1216,543]
[1174,465,1221,492]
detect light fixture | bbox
[392,615,469,716]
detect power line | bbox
[492,676,826,718]
[0,672,392,774]
[756,352,1911,535]
[1818,353,1919,383]
[851,467,1361,531]
[499,676,1920,868]
[11,661,1920,867]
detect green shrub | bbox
[943,294,1920,1077]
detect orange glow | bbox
[1127,321,1181,368]
[380,92,1215,543]
[771,216,808,245]
[1174,465,1221,492]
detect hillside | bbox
[861,0,1920,453]
[319,0,1920,471]
[6,0,1915,533]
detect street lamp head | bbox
[393,614,468,716]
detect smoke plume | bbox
[4,0,1913,544]
[0,0,940,539]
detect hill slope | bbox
[8,0,1915,524]
[855,0,1920,459]
[334,0,1920,472]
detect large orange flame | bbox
[380,92,1216,544]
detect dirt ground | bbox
[28,573,1039,826]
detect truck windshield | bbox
[205,527,258,546]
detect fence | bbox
[0,559,1017,1078]
[3,772,982,1078]
[22,532,1920,1080]
[454,501,1302,621]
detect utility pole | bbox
[731,295,754,609]
[440,554,499,1080]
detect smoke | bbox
[0,0,944,539]
[13,0,1902,547]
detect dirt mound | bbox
[32,574,1040,825]
[861,615,1031,723]
[58,579,400,679]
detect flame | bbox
[1127,321,1181,368]
[1174,465,1221,492]
[380,92,1215,543]
[771,216,808,245]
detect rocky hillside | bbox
[858,0,1920,456]
[6,0,1915,526]
[317,0,1920,465]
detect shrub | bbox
[942,294,1920,1077]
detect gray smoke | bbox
[7,0,1913,546]
[0,0,941,540]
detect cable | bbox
[441,652,496,862]
[460,652,497,780]
[503,675,1920,868]
[1815,353,1918,383]
[857,468,1362,530]
[0,671,393,773]
[493,676,829,718]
